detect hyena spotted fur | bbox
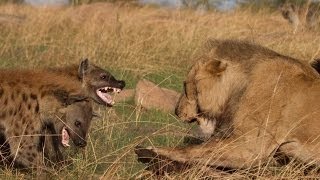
[0,59,126,169]
[0,70,93,170]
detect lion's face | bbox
[175,59,227,123]
[175,81,198,122]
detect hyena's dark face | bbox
[78,59,125,106]
[59,100,93,148]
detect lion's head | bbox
[175,56,248,136]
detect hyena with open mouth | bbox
[0,59,125,169]
[0,69,94,170]
[48,59,125,106]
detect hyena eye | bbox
[100,74,107,80]
[75,121,81,128]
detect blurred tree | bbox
[0,0,23,4]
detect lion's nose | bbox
[175,106,180,117]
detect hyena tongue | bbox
[62,127,70,147]
[96,90,114,105]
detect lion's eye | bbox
[183,81,187,93]
[183,81,189,98]
[75,121,81,128]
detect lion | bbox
[135,39,320,174]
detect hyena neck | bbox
[49,64,81,81]
[40,121,63,157]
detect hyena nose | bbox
[76,140,87,147]
[118,80,125,89]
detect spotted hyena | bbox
[40,99,94,167]
[45,59,126,163]
[0,69,94,170]
[0,59,126,166]
[48,59,126,106]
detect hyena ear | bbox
[54,90,88,106]
[92,112,101,119]
[54,90,70,105]
[66,95,88,105]
[204,60,227,75]
[58,107,67,114]
[78,58,89,79]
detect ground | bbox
[0,2,319,179]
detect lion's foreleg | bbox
[148,137,277,170]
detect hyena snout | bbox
[117,80,125,89]
[71,130,88,147]
[74,138,87,147]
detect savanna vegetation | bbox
[0,1,320,179]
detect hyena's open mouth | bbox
[62,127,70,147]
[96,87,122,106]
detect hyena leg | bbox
[136,137,278,172]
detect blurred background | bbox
[0,0,315,10]
[0,0,319,179]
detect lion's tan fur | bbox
[135,79,180,113]
[136,39,320,172]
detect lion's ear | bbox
[78,58,89,79]
[205,60,227,75]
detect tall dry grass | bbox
[0,2,320,179]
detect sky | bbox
[24,0,239,11]
[138,0,239,11]
[25,0,69,6]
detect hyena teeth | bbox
[113,88,121,93]
[100,87,121,93]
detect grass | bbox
[0,2,320,179]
